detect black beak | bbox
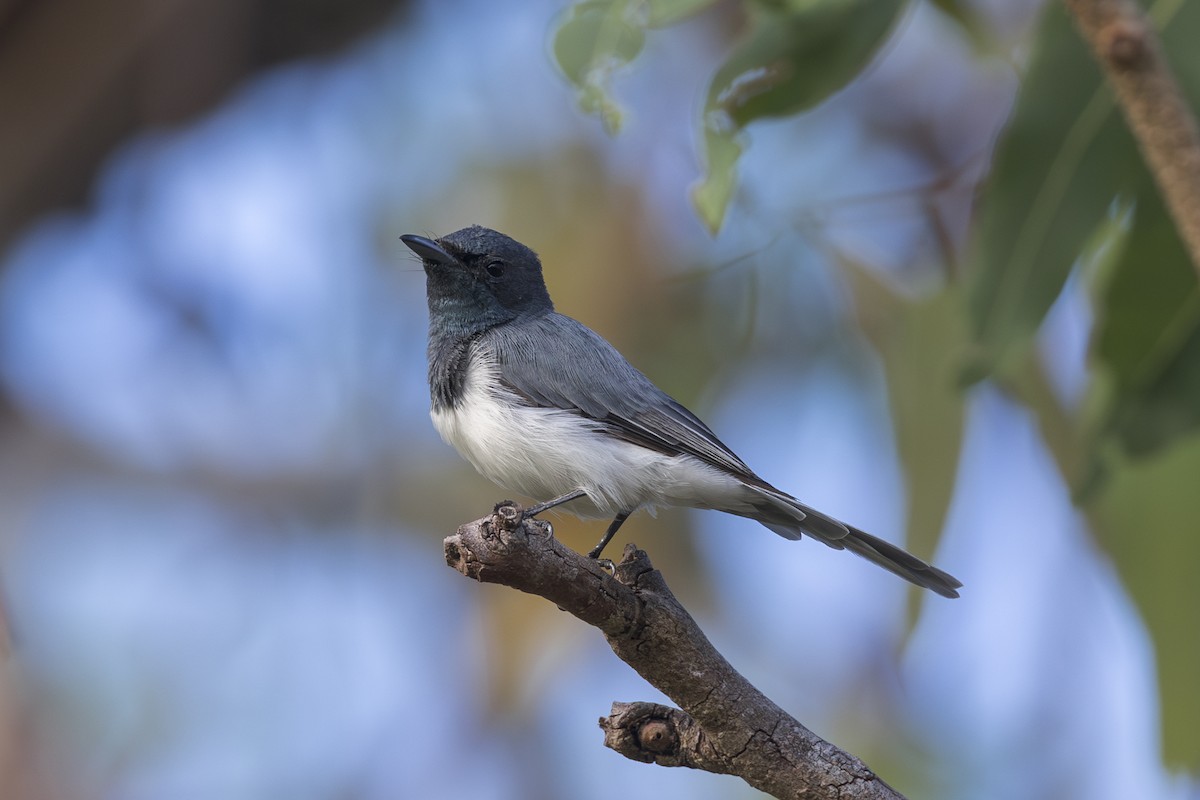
[400,234,456,266]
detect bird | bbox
[401,225,962,598]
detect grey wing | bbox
[484,316,963,597]
[485,313,765,485]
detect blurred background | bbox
[1,0,1197,798]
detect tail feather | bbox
[838,525,962,598]
[747,488,962,598]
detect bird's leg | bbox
[522,489,588,517]
[587,511,630,559]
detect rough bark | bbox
[443,503,905,800]
[1064,0,1200,278]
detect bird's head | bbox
[402,226,553,336]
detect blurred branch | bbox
[1064,0,1200,278]
[0,0,406,248]
[443,504,906,800]
[0,591,10,661]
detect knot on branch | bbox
[1101,19,1147,68]
[600,702,696,766]
[638,719,677,754]
[611,543,664,591]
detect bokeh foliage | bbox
[552,0,1200,773]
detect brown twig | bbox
[1064,0,1200,278]
[443,504,906,800]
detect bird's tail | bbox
[745,488,962,599]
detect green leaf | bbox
[842,263,965,625]
[1091,437,1200,772]
[552,0,646,133]
[1088,191,1200,460]
[963,2,1139,383]
[1075,0,1200,768]
[691,116,745,234]
[963,0,1200,457]
[927,0,993,52]
[1081,0,1200,465]
[707,0,905,126]
[880,290,965,575]
[1076,198,1135,291]
[694,0,905,233]
[644,0,719,27]
[971,0,1200,770]
[927,0,974,30]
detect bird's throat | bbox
[427,327,484,411]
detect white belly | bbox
[430,354,750,518]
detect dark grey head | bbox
[401,226,553,341]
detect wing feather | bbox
[483,313,764,484]
[480,314,963,598]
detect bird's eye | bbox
[485,260,505,278]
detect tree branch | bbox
[1063,0,1200,278]
[443,503,906,800]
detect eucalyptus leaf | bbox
[968,0,1200,460]
[691,117,745,234]
[1091,437,1200,772]
[1084,0,1200,464]
[644,0,719,27]
[552,0,645,133]
[695,0,905,232]
[707,0,905,126]
[970,0,1200,770]
[927,0,992,51]
[842,263,965,625]
[1089,195,1200,448]
[963,3,1138,384]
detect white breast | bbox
[430,347,750,518]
